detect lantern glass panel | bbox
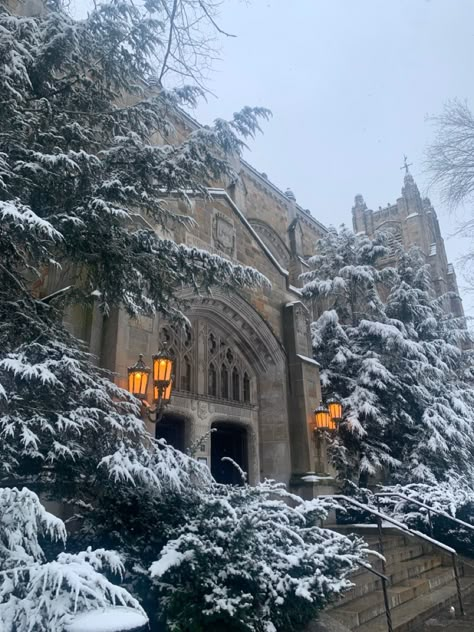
[127,363,150,400]
[328,400,343,421]
[154,379,173,404]
[153,355,173,383]
[314,406,330,430]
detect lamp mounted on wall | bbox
[128,347,174,423]
[313,397,343,434]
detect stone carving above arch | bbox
[248,218,291,270]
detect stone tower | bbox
[352,167,464,319]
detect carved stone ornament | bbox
[212,212,236,257]
[198,401,208,420]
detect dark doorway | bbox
[155,413,185,452]
[211,422,248,485]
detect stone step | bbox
[331,565,454,628]
[389,554,444,586]
[345,553,444,600]
[349,545,425,591]
[345,554,448,602]
[360,576,474,632]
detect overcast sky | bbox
[189,0,474,315]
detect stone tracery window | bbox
[208,363,217,396]
[243,372,250,403]
[158,321,253,404]
[232,367,240,401]
[207,328,252,404]
[159,324,195,394]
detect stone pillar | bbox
[283,301,340,500]
[282,302,319,477]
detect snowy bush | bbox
[69,447,369,632]
[0,487,146,632]
[376,477,474,557]
[148,479,368,632]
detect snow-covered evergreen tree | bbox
[384,249,474,482]
[0,0,267,491]
[302,228,474,486]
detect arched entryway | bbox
[155,413,186,452]
[211,422,248,485]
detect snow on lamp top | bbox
[66,607,148,632]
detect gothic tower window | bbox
[232,367,240,401]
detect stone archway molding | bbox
[177,287,287,374]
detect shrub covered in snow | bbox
[149,480,368,632]
[71,448,369,632]
[0,487,146,632]
[376,477,474,557]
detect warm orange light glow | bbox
[154,379,173,405]
[152,353,173,384]
[314,404,330,431]
[127,355,150,399]
[327,398,343,423]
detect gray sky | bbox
[191,0,474,315]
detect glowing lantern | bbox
[314,403,331,431]
[127,355,150,400]
[327,398,343,429]
[152,350,174,405]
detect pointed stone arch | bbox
[171,288,291,484]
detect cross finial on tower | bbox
[400,155,413,175]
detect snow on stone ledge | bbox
[66,607,148,632]
[301,474,334,483]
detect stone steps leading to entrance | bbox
[328,525,474,631]
[362,577,474,632]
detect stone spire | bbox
[400,157,422,210]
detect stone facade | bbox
[61,112,336,491]
[352,168,465,319]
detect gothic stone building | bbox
[62,104,464,495]
[63,114,336,496]
[352,167,464,319]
